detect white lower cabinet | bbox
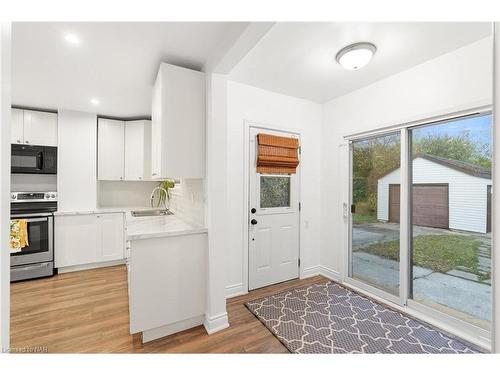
[97,213,125,262]
[55,213,125,268]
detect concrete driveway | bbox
[352,222,491,325]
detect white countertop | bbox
[54,206,151,216]
[126,214,207,241]
[54,206,207,240]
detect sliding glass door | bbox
[409,114,492,330]
[349,132,401,298]
[348,112,492,336]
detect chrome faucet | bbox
[150,186,169,210]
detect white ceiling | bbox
[229,22,492,103]
[12,22,244,117]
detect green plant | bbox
[152,179,176,207]
[355,201,371,216]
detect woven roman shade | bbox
[256,133,300,174]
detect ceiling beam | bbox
[203,22,275,74]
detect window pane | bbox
[410,114,492,330]
[351,132,401,296]
[260,176,291,208]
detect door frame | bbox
[243,121,301,295]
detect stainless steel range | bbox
[10,191,57,282]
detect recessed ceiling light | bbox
[90,98,100,105]
[64,33,80,46]
[336,42,376,70]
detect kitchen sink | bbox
[131,209,174,217]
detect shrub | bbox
[356,201,372,215]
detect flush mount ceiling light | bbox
[64,33,80,46]
[90,98,100,105]
[335,42,376,70]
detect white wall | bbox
[11,174,57,192]
[57,110,97,212]
[0,22,11,352]
[321,37,493,279]
[226,80,322,295]
[377,157,492,233]
[98,181,157,208]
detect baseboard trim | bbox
[318,265,342,282]
[226,283,245,298]
[142,315,205,343]
[301,265,321,279]
[58,259,125,274]
[204,312,229,335]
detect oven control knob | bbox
[45,193,50,199]
[11,194,16,200]
[50,193,56,198]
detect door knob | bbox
[251,208,256,214]
[251,219,258,225]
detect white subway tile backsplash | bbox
[168,179,205,225]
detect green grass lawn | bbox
[359,234,488,280]
[352,214,378,224]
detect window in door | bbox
[260,175,291,208]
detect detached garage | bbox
[377,154,492,234]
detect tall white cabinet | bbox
[152,63,205,179]
[11,108,58,146]
[98,118,152,181]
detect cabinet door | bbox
[98,119,125,180]
[151,79,162,179]
[11,108,24,144]
[124,121,145,180]
[97,213,124,262]
[23,110,58,146]
[55,215,98,268]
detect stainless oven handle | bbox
[22,218,48,223]
[11,212,53,218]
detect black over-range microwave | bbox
[11,145,57,174]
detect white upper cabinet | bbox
[11,108,24,144]
[152,63,205,179]
[23,110,58,146]
[98,118,152,181]
[124,120,152,181]
[98,118,125,180]
[11,108,58,146]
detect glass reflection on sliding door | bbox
[350,132,401,296]
[409,114,492,330]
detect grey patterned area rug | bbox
[245,281,483,354]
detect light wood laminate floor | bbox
[10,265,327,353]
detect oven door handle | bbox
[11,213,53,218]
[23,218,48,223]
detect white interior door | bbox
[249,127,300,290]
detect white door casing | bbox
[248,127,300,290]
